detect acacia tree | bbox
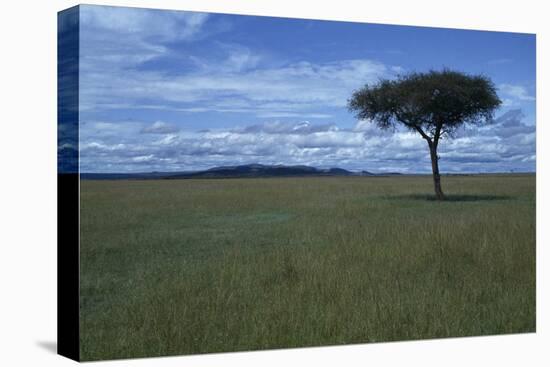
[348,69,501,200]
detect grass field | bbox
[79,174,536,361]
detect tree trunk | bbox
[428,141,445,200]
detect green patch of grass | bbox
[79,174,536,360]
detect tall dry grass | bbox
[79,175,535,360]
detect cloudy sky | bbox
[77,5,536,173]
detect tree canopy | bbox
[348,69,501,142]
[348,69,502,200]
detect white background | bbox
[0,0,548,365]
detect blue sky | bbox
[78,5,536,173]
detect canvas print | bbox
[58,4,536,361]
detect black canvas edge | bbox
[57,4,80,362]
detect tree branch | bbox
[414,125,431,142]
[433,123,443,147]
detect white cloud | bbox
[80,5,209,42]
[79,6,211,99]
[79,111,536,174]
[499,84,535,105]
[219,43,263,72]
[255,112,332,119]
[132,155,155,163]
[238,121,337,135]
[141,121,180,134]
[78,6,398,119]
[80,58,394,114]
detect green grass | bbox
[79,174,536,361]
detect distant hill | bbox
[81,164,385,180]
[167,164,356,179]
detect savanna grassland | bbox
[79,174,535,360]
